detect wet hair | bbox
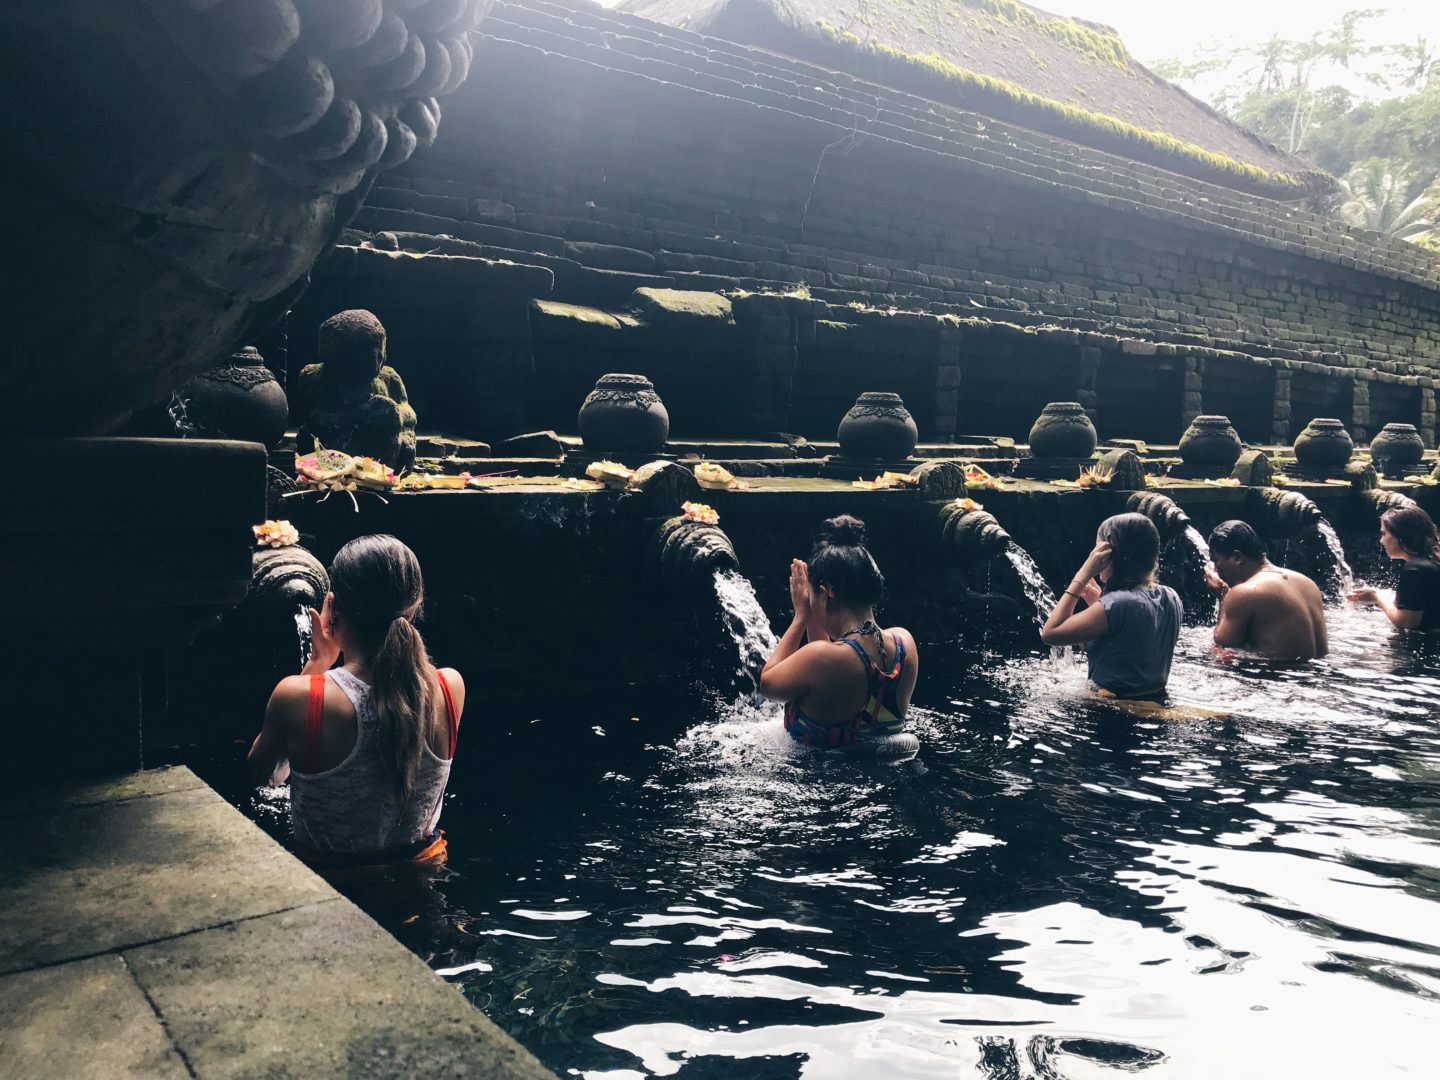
[1381,505,1440,560]
[1096,512,1161,591]
[808,515,885,609]
[1209,519,1265,561]
[327,534,435,798]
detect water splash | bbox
[1182,525,1210,563]
[1315,520,1355,595]
[1004,543,1078,667]
[168,391,196,436]
[294,604,313,669]
[1005,543,1057,630]
[713,569,778,681]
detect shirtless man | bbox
[1204,520,1328,659]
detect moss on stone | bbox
[813,21,1301,193]
[631,288,735,321]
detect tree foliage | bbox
[1156,10,1439,210]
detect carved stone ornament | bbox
[837,392,918,460]
[578,373,670,452]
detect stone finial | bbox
[1342,460,1378,491]
[1091,448,1145,490]
[1231,449,1275,487]
[908,460,968,501]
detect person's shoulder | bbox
[885,626,919,653]
[266,675,315,730]
[436,666,465,692]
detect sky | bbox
[600,0,1435,100]
[1038,1,1430,64]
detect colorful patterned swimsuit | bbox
[784,635,908,748]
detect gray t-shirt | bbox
[1087,585,1183,699]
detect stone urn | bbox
[836,392,918,460]
[1028,402,1096,459]
[1178,415,1243,471]
[1293,418,1354,468]
[1369,423,1425,477]
[578,374,670,453]
[177,346,289,449]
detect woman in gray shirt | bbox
[1041,513,1183,701]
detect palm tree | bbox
[1338,158,1439,244]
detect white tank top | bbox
[290,668,453,855]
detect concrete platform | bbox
[0,768,553,1079]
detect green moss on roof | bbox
[959,0,1129,68]
[815,22,1302,192]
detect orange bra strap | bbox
[303,674,326,773]
[436,671,459,757]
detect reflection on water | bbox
[223,605,1440,1077]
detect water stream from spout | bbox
[1182,526,1210,563]
[294,604,313,670]
[1315,520,1355,595]
[713,569,778,681]
[1005,543,1079,667]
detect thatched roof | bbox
[616,0,1318,191]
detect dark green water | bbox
[198,604,1440,1077]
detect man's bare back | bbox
[1215,565,1328,659]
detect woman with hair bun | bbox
[1042,512,1182,701]
[760,515,920,755]
[248,534,465,868]
[1349,504,1440,631]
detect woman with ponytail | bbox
[248,535,465,867]
[760,515,920,756]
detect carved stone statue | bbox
[297,310,417,469]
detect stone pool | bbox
[173,598,1440,1078]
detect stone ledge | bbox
[0,767,553,1078]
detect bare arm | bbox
[1349,587,1423,630]
[760,559,820,703]
[1213,587,1254,649]
[1041,542,1110,647]
[247,676,307,786]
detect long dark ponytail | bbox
[328,535,435,799]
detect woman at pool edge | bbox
[759,515,920,750]
[1348,505,1440,631]
[1041,512,1182,701]
[247,534,466,867]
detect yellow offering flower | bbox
[956,497,983,512]
[253,520,299,548]
[682,501,720,525]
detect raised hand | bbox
[302,591,342,674]
[789,558,814,618]
[1203,560,1228,595]
[1347,586,1381,606]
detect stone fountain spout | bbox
[647,516,739,596]
[1250,487,1323,538]
[1125,491,1193,545]
[1363,489,1419,517]
[937,499,1012,562]
[250,545,329,611]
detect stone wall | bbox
[302,0,1440,445]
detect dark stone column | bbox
[1271,366,1293,444]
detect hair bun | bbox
[819,514,867,547]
